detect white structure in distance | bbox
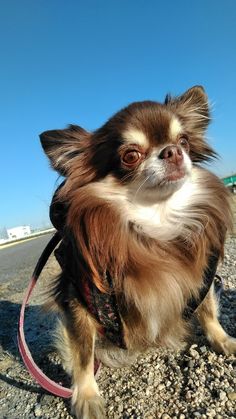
[7,226,31,240]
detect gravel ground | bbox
[0,237,235,419]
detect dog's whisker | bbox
[132,175,151,204]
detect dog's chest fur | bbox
[126,172,203,241]
[116,170,212,348]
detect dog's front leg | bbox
[64,304,106,419]
[196,283,236,355]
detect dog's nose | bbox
[159,145,183,165]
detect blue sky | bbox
[1,0,236,231]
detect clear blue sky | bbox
[1,0,236,231]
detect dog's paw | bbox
[221,336,236,355]
[212,335,236,355]
[72,392,106,419]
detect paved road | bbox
[0,233,54,284]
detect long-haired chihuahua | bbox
[40,86,235,418]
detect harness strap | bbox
[17,232,100,398]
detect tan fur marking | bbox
[123,128,149,148]
[169,117,182,140]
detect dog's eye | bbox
[178,136,189,152]
[122,150,142,165]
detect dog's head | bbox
[40,86,215,203]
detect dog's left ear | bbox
[40,125,90,176]
[166,85,210,134]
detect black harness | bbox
[49,182,222,348]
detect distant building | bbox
[7,226,31,240]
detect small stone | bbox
[219,390,227,400]
[147,374,154,385]
[228,391,236,401]
[190,348,200,359]
[146,387,151,396]
[34,404,42,417]
[213,370,221,378]
[118,403,123,413]
[207,353,215,362]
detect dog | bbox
[40,86,236,418]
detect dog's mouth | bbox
[141,167,187,191]
[154,166,187,188]
[165,167,186,182]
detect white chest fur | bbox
[95,168,206,242]
[127,174,201,241]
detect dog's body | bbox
[40,86,236,418]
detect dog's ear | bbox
[165,86,216,162]
[165,85,210,134]
[39,125,90,176]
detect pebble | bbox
[190,349,200,359]
[227,391,236,401]
[188,360,195,368]
[219,390,227,400]
[118,403,123,413]
[34,404,42,417]
[146,388,151,396]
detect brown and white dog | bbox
[40,86,236,418]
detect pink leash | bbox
[17,232,100,398]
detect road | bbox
[0,233,54,285]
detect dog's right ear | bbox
[39,125,90,176]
